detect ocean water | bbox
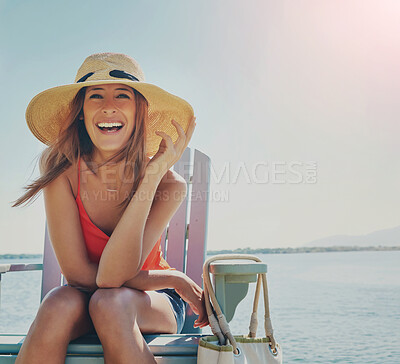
[0,251,399,363]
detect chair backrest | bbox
[41,148,211,333]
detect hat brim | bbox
[26,79,194,157]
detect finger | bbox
[194,319,209,328]
[155,131,174,149]
[186,116,196,137]
[179,116,195,136]
[186,116,196,133]
[171,119,185,138]
[195,312,208,327]
[170,120,187,150]
[171,117,196,157]
[194,318,205,326]
[184,117,196,145]
[194,320,208,328]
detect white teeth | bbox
[97,122,123,128]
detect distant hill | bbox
[302,225,400,248]
[207,246,399,255]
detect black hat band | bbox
[77,70,140,83]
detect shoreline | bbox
[0,246,399,259]
[207,246,400,255]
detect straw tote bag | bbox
[197,255,283,364]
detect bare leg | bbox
[89,287,177,364]
[15,286,94,364]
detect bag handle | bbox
[203,254,278,354]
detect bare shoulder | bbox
[63,163,79,198]
[44,163,77,199]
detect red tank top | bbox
[75,158,171,270]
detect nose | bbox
[102,97,117,115]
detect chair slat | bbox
[166,148,191,271]
[186,150,210,287]
[159,229,167,259]
[41,225,62,300]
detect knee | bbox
[30,286,88,343]
[89,287,144,322]
[38,286,86,322]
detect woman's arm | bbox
[96,118,195,287]
[43,172,98,292]
[123,269,209,328]
[123,269,181,291]
[96,170,186,287]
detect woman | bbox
[13,53,208,364]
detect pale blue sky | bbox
[1,0,399,253]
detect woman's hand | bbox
[147,117,196,178]
[173,271,209,328]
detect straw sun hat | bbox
[26,52,194,157]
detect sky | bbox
[0,0,399,254]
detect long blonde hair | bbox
[13,86,149,209]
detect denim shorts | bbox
[156,288,186,334]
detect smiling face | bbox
[83,83,136,160]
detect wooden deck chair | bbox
[0,148,211,364]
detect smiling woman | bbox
[12,53,206,364]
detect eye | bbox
[89,93,103,99]
[116,93,131,99]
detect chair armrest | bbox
[209,261,267,322]
[0,263,43,274]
